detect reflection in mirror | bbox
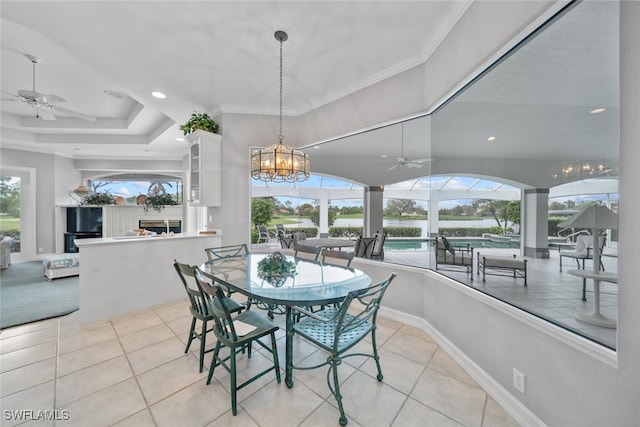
[252,1,619,349]
[428,0,618,349]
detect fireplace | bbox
[139,220,181,235]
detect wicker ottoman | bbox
[43,254,80,281]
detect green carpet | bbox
[0,261,79,329]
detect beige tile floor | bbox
[0,300,520,427]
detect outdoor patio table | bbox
[199,253,371,387]
[294,238,356,250]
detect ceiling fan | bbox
[1,54,96,122]
[387,124,432,171]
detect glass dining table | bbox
[199,252,371,387]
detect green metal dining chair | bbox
[321,248,355,268]
[289,273,396,426]
[293,240,321,261]
[204,244,249,261]
[173,260,245,373]
[194,268,281,416]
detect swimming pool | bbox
[384,238,521,251]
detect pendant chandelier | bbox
[251,30,310,183]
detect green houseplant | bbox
[80,191,115,206]
[180,112,219,136]
[143,194,179,213]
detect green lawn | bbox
[336,213,363,219]
[0,217,20,235]
[269,216,307,225]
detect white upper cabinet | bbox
[187,130,222,207]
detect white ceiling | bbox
[0,1,620,189]
[0,1,469,160]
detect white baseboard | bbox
[379,306,548,427]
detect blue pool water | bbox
[384,238,520,251]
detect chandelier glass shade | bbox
[251,30,310,183]
[251,142,310,183]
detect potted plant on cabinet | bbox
[80,191,115,206]
[179,112,219,136]
[143,194,179,213]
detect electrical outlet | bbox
[513,368,526,394]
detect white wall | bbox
[1,148,58,255]
[209,113,279,245]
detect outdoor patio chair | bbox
[434,236,474,279]
[290,273,396,426]
[370,231,388,260]
[173,260,245,373]
[276,223,288,238]
[194,268,281,416]
[256,225,275,243]
[559,234,606,272]
[354,236,376,259]
[321,248,354,268]
[279,236,295,249]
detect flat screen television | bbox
[67,207,103,233]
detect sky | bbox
[84,175,618,210]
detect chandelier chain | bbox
[278,36,284,144]
[250,30,309,183]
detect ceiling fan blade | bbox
[52,105,97,122]
[37,94,66,104]
[412,158,433,163]
[18,89,44,99]
[407,163,424,168]
[387,164,398,171]
[1,90,25,101]
[36,106,56,120]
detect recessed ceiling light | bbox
[487,136,496,142]
[590,108,605,114]
[151,91,166,99]
[313,146,320,150]
[381,154,388,158]
[176,137,185,142]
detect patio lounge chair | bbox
[434,236,473,279]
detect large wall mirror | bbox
[254,1,619,349]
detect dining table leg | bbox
[285,305,294,388]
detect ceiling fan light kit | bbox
[3,54,97,122]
